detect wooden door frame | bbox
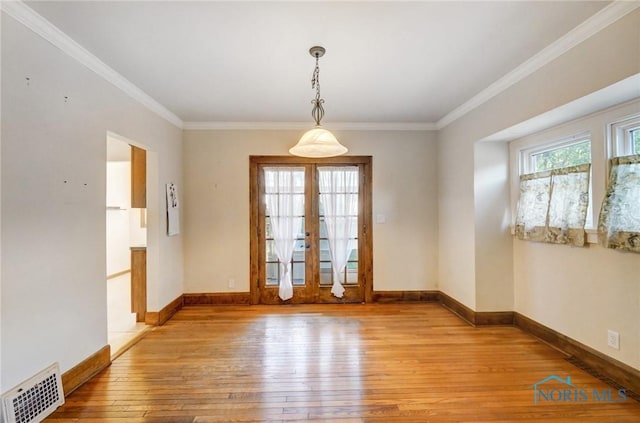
[130,145,147,321]
[249,155,373,304]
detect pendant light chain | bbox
[311,53,325,126]
[289,46,348,158]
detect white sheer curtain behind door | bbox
[264,167,305,301]
[318,167,359,298]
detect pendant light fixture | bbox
[289,46,348,158]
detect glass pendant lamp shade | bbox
[289,126,348,158]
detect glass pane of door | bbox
[263,167,306,294]
[318,166,359,291]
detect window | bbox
[599,114,640,254]
[521,133,591,174]
[608,114,640,158]
[598,155,640,253]
[515,164,591,246]
[530,140,591,172]
[516,133,592,246]
[631,128,640,154]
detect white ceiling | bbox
[24,1,610,126]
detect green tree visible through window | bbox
[532,141,591,172]
[632,129,640,154]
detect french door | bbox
[250,156,372,304]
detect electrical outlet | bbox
[228,278,235,289]
[607,330,620,350]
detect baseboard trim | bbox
[184,292,252,305]
[372,290,439,303]
[475,311,515,326]
[61,345,111,395]
[179,290,513,325]
[437,292,514,326]
[145,294,184,326]
[184,291,440,305]
[514,312,640,394]
[428,293,639,394]
[438,291,477,325]
[110,327,152,361]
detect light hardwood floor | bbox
[48,303,640,422]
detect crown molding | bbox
[183,121,437,131]
[6,0,634,133]
[330,122,438,131]
[184,122,308,130]
[1,0,184,129]
[436,0,640,130]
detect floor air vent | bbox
[1,363,65,423]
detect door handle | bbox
[305,232,310,237]
[305,243,311,249]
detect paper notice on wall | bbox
[166,183,179,236]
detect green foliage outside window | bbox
[533,141,591,173]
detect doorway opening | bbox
[250,156,373,304]
[106,134,148,358]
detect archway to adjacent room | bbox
[106,133,149,358]
[250,156,373,304]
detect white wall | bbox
[1,11,5,392]
[510,100,640,368]
[183,129,438,294]
[438,9,640,311]
[106,161,131,276]
[474,141,513,311]
[1,14,183,391]
[437,9,640,371]
[437,131,477,307]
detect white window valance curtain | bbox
[318,166,359,298]
[598,155,640,253]
[264,167,305,301]
[515,164,590,246]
